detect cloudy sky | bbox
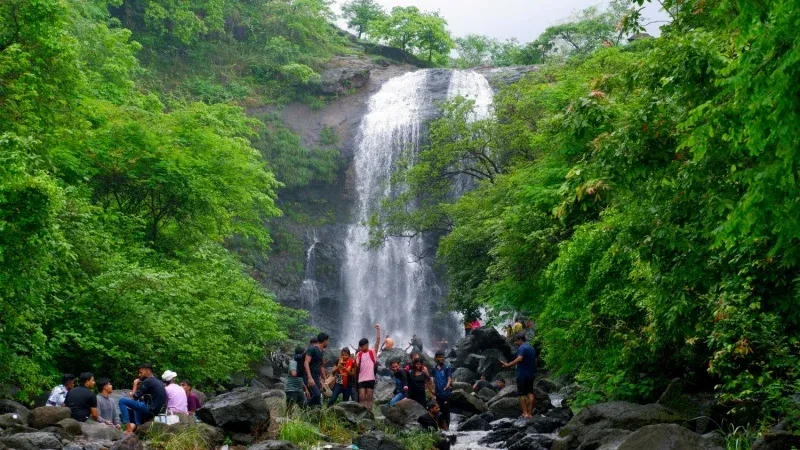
[332,0,671,43]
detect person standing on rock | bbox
[304,332,328,408]
[161,370,187,414]
[286,347,309,408]
[407,357,434,406]
[355,324,381,410]
[502,333,537,419]
[46,373,75,407]
[328,347,356,406]
[96,378,121,428]
[389,360,409,406]
[432,350,454,430]
[119,363,167,433]
[65,372,99,422]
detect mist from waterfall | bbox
[340,69,494,351]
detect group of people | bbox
[46,363,202,433]
[285,323,538,429]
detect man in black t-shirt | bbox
[119,363,167,433]
[417,400,444,430]
[64,372,98,422]
[304,332,328,408]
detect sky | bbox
[332,0,671,43]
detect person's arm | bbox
[373,324,381,354]
[304,354,315,386]
[425,373,435,397]
[319,357,326,380]
[445,369,453,391]
[502,355,523,369]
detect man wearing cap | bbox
[162,370,188,413]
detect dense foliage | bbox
[374,0,800,429]
[0,0,344,399]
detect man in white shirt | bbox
[46,374,75,407]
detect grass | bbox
[276,405,353,449]
[147,425,213,450]
[724,424,756,450]
[395,430,440,450]
[278,420,324,449]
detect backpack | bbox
[357,349,378,377]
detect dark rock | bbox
[449,390,487,416]
[377,348,406,369]
[463,354,485,373]
[3,424,39,434]
[457,415,491,432]
[451,382,473,393]
[489,385,552,413]
[535,379,560,394]
[80,422,121,441]
[384,399,425,428]
[474,66,541,89]
[476,388,496,403]
[752,430,800,450]
[452,368,477,384]
[374,381,395,404]
[231,433,255,445]
[572,428,631,450]
[261,390,285,400]
[478,427,519,445]
[196,387,270,433]
[27,407,71,429]
[455,328,514,365]
[39,426,72,442]
[133,421,169,439]
[319,56,374,95]
[490,417,517,429]
[190,423,225,446]
[701,431,726,448]
[0,401,29,424]
[657,379,720,434]
[545,406,574,426]
[525,415,565,434]
[247,442,301,450]
[508,434,549,450]
[55,419,82,436]
[617,424,723,450]
[353,431,404,450]
[3,432,62,449]
[489,395,551,419]
[0,436,38,450]
[109,434,143,450]
[0,413,25,429]
[476,349,508,380]
[479,411,496,422]
[332,401,374,425]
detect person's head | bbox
[479,374,487,381]
[62,374,76,390]
[390,360,401,373]
[358,337,369,351]
[340,347,351,360]
[410,352,420,361]
[412,358,423,371]
[179,379,192,394]
[161,370,178,384]
[426,400,440,416]
[496,378,506,389]
[79,372,95,389]
[435,350,445,364]
[138,363,154,379]
[317,333,329,349]
[514,333,526,346]
[97,378,112,395]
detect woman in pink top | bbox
[355,324,381,410]
[161,370,187,413]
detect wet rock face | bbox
[319,56,375,95]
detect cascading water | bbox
[341,69,494,351]
[300,230,320,325]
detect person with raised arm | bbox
[354,324,380,410]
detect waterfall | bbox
[300,230,320,325]
[341,69,494,351]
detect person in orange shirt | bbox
[327,347,356,406]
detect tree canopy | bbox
[341,0,386,40]
[373,6,454,64]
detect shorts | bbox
[357,380,376,390]
[517,377,535,396]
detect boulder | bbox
[553,428,631,450]
[190,423,225,446]
[457,415,491,432]
[331,401,373,425]
[55,419,82,436]
[478,428,519,446]
[535,378,560,393]
[524,415,564,434]
[38,426,72,442]
[752,428,800,450]
[79,421,122,441]
[133,421,169,439]
[454,329,513,366]
[231,432,255,445]
[490,417,517,429]
[247,442,301,450]
[0,401,29,424]
[477,349,508,380]
[0,413,25,429]
[477,388,496,403]
[449,390,487,415]
[319,56,374,95]
[508,434,550,450]
[479,411,496,423]
[353,431,404,450]
[261,390,286,400]
[384,399,426,428]
[657,379,719,434]
[196,387,270,433]
[617,424,723,450]
[452,368,477,384]
[109,434,143,450]
[451,382,473,393]
[546,406,574,426]
[488,391,552,419]
[0,436,38,450]
[474,66,541,89]
[27,407,71,429]
[377,348,406,369]
[2,432,62,449]
[463,354,485,373]
[374,381,396,404]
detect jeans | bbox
[436,395,451,425]
[308,376,322,408]
[286,390,306,408]
[327,383,353,406]
[389,392,405,406]
[119,397,152,425]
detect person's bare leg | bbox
[359,388,367,407]
[518,396,527,418]
[366,389,374,410]
[528,393,536,417]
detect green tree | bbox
[416,11,453,63]
[374,6,453,63]
[454,35,524,68]
[340,0,386,40]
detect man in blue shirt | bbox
[502,333,537,418]
[432,350,453,430]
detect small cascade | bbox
[300,230,320,324]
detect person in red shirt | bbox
[179,380,202,415]
[328,347,356,406]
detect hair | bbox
[412,358,422,365]
[138,363,154,371]
[515,333,527,342]
[341,347,351,355]
[310,337,318,344]
[358,338,369,347]
[426,400,438,411]
[295,346,305,356]
[61,374,75,385]
[435,350,445,358]
[180,379,192,387]
[497,378,506,385]
[78,372,94,385]
[390,359,401,367]
[316,332,329,343]
[96,378,111,391]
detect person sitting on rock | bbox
[46,373,75,407]
[305,333,328,408]
[65,372,98,422]
[418,400,445,431]
[96,378,120,428]
[285,347,309,408]
[355,324,381,410]
[179,379,202,416]
[389,360,409,406]
[328,347,356,406]
[119,363,167,433]
[162,370,187,413]
[473,375,505,393]
[501,333,537,419]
